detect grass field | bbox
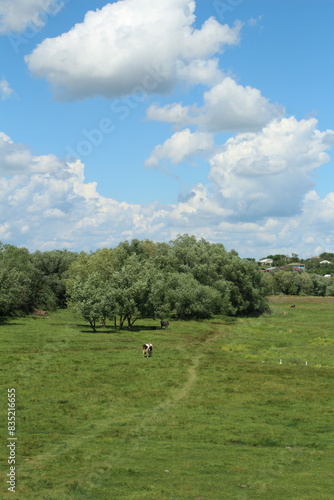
[1,296,334,499]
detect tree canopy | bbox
[2,237,333,326]
[0,243,78,317]
[66,235,269,330]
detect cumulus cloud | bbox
[0,132,63,174]
[25,0,241,100]
[208,117,334,220]
[0,157,144,250]
[146,102,193,126]
[0,0,63,34]
[176,58,224,86]
[145,129,214,168]
[0,78,14,99]
[147,77,284,132]
[198,77,284,131]
[0,132,167,250]
[1,125,334,258]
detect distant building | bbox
[287,263,306,271]
[320,260,331,264]
[324,274,332,278]
[259,258,273,265]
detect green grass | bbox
[1,297,334,499]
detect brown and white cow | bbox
[143,343,153,357]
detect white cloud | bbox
[0,78,14,99]
[199,77,284,131]
[147,77,284,132]
[25,0,241,100]
[0,0,63,34]
[1,126,334,258]
[145,129,214,168]
[146,103,193,126]
[0,158,143,250]
[303,191,334,227]
[0,222,11,239]
[208,117,334,220]
[0,132,63,174]
[0,134,167,250]
[176,58,224,86]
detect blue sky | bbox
[0,0,333,258]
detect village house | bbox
[287,263,306,271]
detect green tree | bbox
[0,268,32,316]
[299,272,314,296]
[68,253,161,330]
[155,235,267,316]
[310,274,328,296]
[66,248,117,297]
[163,273,223,319]
[70,273,116,332]
[32,249,78,308]
[67,234,269,325]
[110,255,158,328]
[274,270,301,295]
[262,272,277,296]
[325,281,334,296]
[0,244,38,316]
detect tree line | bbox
[1,237,333,328]
[0,243,77,318]
[262,269,334,297]
[66,235,268,330]
[259,252,334,297]
[0,236,268,327]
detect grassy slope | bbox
[1,297,334,499]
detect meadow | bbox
[1,296,334,499]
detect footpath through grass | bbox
[1,297,334,499]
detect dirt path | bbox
[21,324,224,475]
[144,324,223,415]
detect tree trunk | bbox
[119,316,125,330]
[130,316,138,327]
[89,319,97,332]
